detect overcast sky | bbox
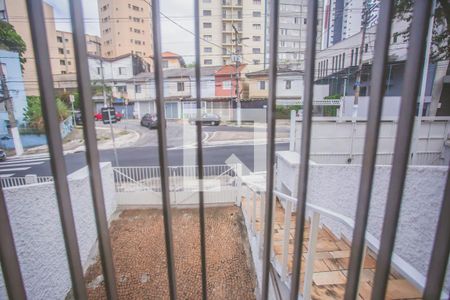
[45,0,196,63]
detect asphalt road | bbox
[8,143,289,177]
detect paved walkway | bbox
[85,207,256,299]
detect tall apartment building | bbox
[273,0,323,69]
[322,0,377,49]
[55,31,101,74]
[98,0,153,67]
[199,0,265,70]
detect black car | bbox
[0,149,6,161]
[140,113,158,129]
[74,112,83,126]
[188,113,221,126]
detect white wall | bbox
[0,163,117,299]
[276,155,450,293]
[89,56,133,81]
[294,118,450,165]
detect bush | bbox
[275,105,302,119]
[23,96,69,130]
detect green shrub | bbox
[23,96,69,130]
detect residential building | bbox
[55,31,102,74]
[214,64,246,98]
[0,49,27,134]
[322,0,378,49]
[161,52,186,69]
[1,0,59,95]
[315,20,448,117]
[266,0,323,68]
[97,0,153,67]
[199,0,265,69]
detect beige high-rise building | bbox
[55,31,101,74]
[199,0,265,70]
[1,0,103,94]
[98,0,153,67]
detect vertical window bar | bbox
[194,0,208,298]
[150,0,178,298]
[289,0,318,299]
[423,166,450,299]
[68,1,118,299]
[261,0,279,298]
[24,0,87,298]
[371,1,433,299]
[344,1,395,299]
[0,188,26,299]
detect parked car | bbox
[0,149,6,161]
[140,113,158,129]
[74,112,83,126]
[94,112,123,122]
[189,113,221,126]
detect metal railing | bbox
[0,1,448,300]
[239,183,445,299]
[113,165,237,192]
[0,176,54,188]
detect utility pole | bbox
[89,41,119,166]
[351,0,371,119]
[232,24,248,127]
[0,63,23,155]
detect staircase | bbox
[241,195,423,300]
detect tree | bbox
[24,96,69,130]
[395,0,449,62]
[0,20,26,71]
[395,0,450,115]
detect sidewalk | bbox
[23,126,139,155]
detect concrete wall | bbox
[0,163,117,299]
[275,155,450,293]
[293,118,450,165]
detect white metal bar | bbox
[303,212,320,300]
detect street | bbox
[0,120,291,177]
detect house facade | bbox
[0,50,27,134]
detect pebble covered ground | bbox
[84,206,256,299]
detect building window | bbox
[351,49,354,66]
[252,11,261,17]
[259,80,266,90]
[58,48,64,54]
[59,60,66,66]
[393,32,399,43]
[203,0,211,2]
[365,43,369,53]
[203,10,212,16]
[61,70,66,74]
[304,18,307,24]
[253,59,260,65]
[204,59,212,65]
[354,47,359,65]
[252,24,261,30]
[162,61,169,68]
[97,67,101,75]
[252,36,261,42]
[57,36,63,43]
[252,48,261,54]
[223,80,232,90]
[204,35,212,41]
[177,82,185,91]
[118,67,127,75]
[203,22,212,28]
[285,80,291,90]
[281,29,288,35]
[204,47,212,53]
[135,85,142,93]
[253,0,261,4]
[117,86,127,92]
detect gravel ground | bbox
[84,207,256,299]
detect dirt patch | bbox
[84,206,256,299]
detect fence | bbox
[113,164,237,193]
[0,175,53,188]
